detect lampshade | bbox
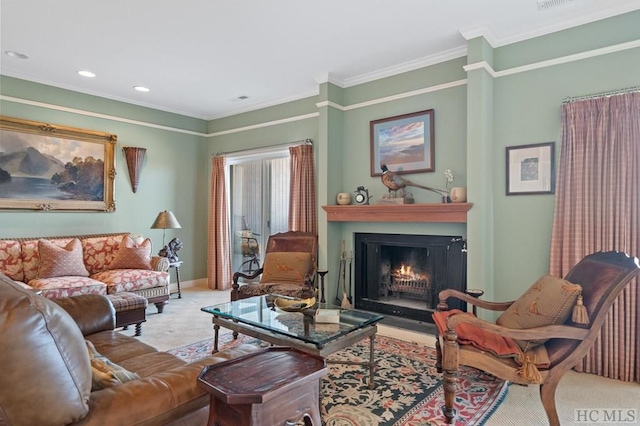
[151,211,182,229]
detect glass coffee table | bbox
[201,295,384,389]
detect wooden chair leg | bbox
[442,329,459,424]
[540,378,561,426]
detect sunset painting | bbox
[370,109,435,176]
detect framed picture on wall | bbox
[506,142,555,195]
[370,109,435,177]
[0,116,117,211]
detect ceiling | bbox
[2,0,639,121]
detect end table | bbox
[197,347,326,426]
[169,260,183,298]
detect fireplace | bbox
[354,233,467,323]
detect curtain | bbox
[549,91,640,382]
[208,156,232,290]
[288,143,317,234]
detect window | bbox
[226,146,290,274]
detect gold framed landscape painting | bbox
[0,116,117,211]
[370,109,435,177]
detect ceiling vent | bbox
[536,0,576,10]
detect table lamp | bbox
[151,210,181,247]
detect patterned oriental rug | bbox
[168,334,508,426]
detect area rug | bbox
[168,334,508,426]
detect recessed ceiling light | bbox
[78,70,96,78]
[5,51,28,59]
[134,86,150,92]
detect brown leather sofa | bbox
[0,273,259,426]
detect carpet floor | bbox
[168,334,508,426]
[130,286,640,425]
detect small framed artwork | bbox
[0,116,117,211]
[506,142,555,195]
[370,109,435,177]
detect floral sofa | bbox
[0,232,170,312]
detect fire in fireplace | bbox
[354,233,467,324]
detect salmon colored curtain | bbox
[550,91,640,382]
[288,143,317,234]
[208,156,232,290]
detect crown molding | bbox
[468,2,640,48]
[0,95,207,136]
[458,27,499,47]
[207,112,319,137]
[341,46,467,88]
[314,72,346,88]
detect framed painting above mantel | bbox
[0,116,117,211]
[370,109,435,177]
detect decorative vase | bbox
[336,193,351,205]
[450,187,467,203]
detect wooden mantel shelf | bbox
[322,203,473,223]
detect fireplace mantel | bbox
[322,203,473,223]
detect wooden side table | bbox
[197,347,327,426]
[168,260,183,298]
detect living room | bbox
[1,2,640,425]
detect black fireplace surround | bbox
[354,233,467,324]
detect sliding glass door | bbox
[228,152,290,275]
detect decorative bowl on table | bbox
[274,296,316,312]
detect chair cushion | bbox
[238,283,313,299]
[109,236,152,270]
[496,274,582,350]
[28,276,107,298]
[92,269,169,294]
[37,238,90,279]
[260,252,313,284]
[433,309,551,370]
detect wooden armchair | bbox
[435,251,640,426]
[231,231,318,301]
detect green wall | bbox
[0,76,208,281]
[491,10,640,302]
[1,10,638,305]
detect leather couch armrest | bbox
[53,294,116,336]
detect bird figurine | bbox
[380,163,448,200]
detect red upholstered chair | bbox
[231,231,317,301]
[434,251,640,426]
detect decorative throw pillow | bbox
[260,252,313,284]
[86,340,140,391]
[37,238,89,279]
[109,235,152,270]
[496,274,582,350]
